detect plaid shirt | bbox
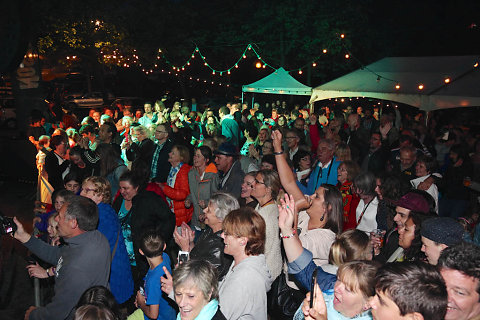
[150,141,166,179]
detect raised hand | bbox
[13,217,31,243]
[271,130,283,152]
[278,193,296,233]
[160,266,173,295]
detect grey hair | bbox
[173,260,219,301]
[318,138,336,151]
[131,124,151,139]
[209,192,240,220]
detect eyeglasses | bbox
[254,179,265,185]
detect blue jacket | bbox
[97,202,134,304]
[288,248,337,292]
[299,157,341,195]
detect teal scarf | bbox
[176,299,219,320]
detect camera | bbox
[0,213,17,235]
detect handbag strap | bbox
[111,229,120,262]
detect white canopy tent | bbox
[242,67,312,105]
[309,56,480,111]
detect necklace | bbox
[260,198,274,208]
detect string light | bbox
[444,77,451,84]
[323,49,327,54]
[345,54,350,59]
[395,84,400,90]
[340,34,345,39]
[312,62,317,67]
[418,84,424,90]
[298,70,303,74]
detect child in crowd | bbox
[33,189,73,241]
[47,212,61,246]
[128,230,175,320]
[63,172,82,195]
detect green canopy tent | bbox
[242,67,312,107]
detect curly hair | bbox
[438,242,480,295]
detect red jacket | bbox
[163,164,193,226]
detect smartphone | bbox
[178,251,189,264]
[139,286,145,296]
[310,269,318,308]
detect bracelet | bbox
[280,230,296,239]
[46,268,50,277]
[273,151,284,155]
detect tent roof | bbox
[310,56,480,111]
[243,67,312,96]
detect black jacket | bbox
[190,228,233,281]
[126,138,155,168]
[113,190,175,284]
[150,139,174,183]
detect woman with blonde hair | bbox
[81,176,134,305]
[279,194,376,320]
[250,169,283,279]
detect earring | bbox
[320,214,325,222]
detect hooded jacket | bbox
[219,255,273,320]
[187,162,219,228]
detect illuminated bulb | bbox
[187,62,190,65]
[255,62,262,68]
[220,72,223,76]
[66,56,70,60]
[444,78,451,84]
[248,46,251,50]
[235,65,239,68]
[204,62,208,66]
[312,62,317,67]
[418,84,424,90]
[228,70,231,74]
[474,62,478,68]
[262,65,266,68]
[395,84,400,90]
[345,54,350,59]
[154,64,157,67]
[212,71,215,75]
[182,67,185,70]
[298,70,303,74]
[323,49,327,54]
[341,98,345,102]
[340,34,345,39]
[158,49,162,52]
[243,55,246,59]
[172,66,176,69]
[192,55,195,58]
[195,48,199,52]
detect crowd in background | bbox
[12,97,480,320]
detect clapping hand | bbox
[173,223,194,251]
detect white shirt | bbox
[356,196,379,234]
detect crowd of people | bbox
[10,98,480,320]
